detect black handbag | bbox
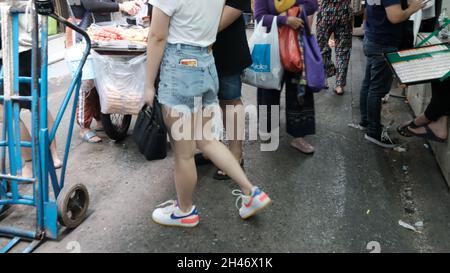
[132,100,167,161]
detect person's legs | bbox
[257,88,281,139]
[427,116,448,139]
[152,44,271,227]
[360,40,398,147]
[316,11,336,80]
[405,80,450,139]
[284,72,316,154]
[333,13,352,93]
[155,105,269,225]
[360,41,373,127]
[19,119,33,178]
[46,111,63,168]
[222,99,244,159]
[76,80,101,143]
[424,81,450,122]
[197,108,252,194]
[90,87,103,130]
[214,74,245,179]
[365,46,396,139]
[218,74,244,161]
[0,105,61,177]
[162,107,198,213]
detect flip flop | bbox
[80,130,102,143]
[213,159,244,181]
[397,120,422,137]
[404,125,447,143]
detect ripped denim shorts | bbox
[158,43,219,113]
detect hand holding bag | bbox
[132,99,167,161]
[300,6,326,92]
[242,17,284,90]
[279,6,303,73]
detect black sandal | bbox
[397,120,421,137]
[213,159,244,181]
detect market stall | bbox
[67,15,150,141]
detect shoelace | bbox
[232,190,249,210]
[381,128,393,144]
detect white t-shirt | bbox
[148,0,225,47]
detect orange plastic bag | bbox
[279,6,303,73]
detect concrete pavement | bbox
[2,37,450,253]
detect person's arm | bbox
[254,0,288,27]
[144,7,170,106]
[218,5,242,32]
[81,0,141,16]
[385,0,427,24]
[81,0,120,13]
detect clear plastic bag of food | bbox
[91,51,147,115]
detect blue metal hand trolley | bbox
[0,0,91,253]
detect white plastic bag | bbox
[242,17,284,90]
[65,44,96,80]
[91,51,147,115]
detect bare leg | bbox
[428,116,448,139]
[408,116,448,139]
[17,119,33,178]
[215,99,245,178]
[163,106,254,214]
[197,139,253,195]
[401,113,434,132]
[162,107,198,213]
[47,111,62,168]
[195,108,253,195]
[0,106,33,177]
[220,99,244,161]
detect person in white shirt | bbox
[145,0,272,228]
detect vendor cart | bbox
[66,20,148,142]
[0,0,90,252]
[91,43,146,141]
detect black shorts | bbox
[0,49,40,110]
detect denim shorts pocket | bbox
[170,64,205,97]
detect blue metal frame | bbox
[0,5,90,252]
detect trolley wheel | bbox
[101,113,132,141]
[57,184,90,229]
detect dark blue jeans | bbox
[360,38,397,138]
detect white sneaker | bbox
[152,200,199,228]
[233,187,272,219]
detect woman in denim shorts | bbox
[145,0,272,228]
